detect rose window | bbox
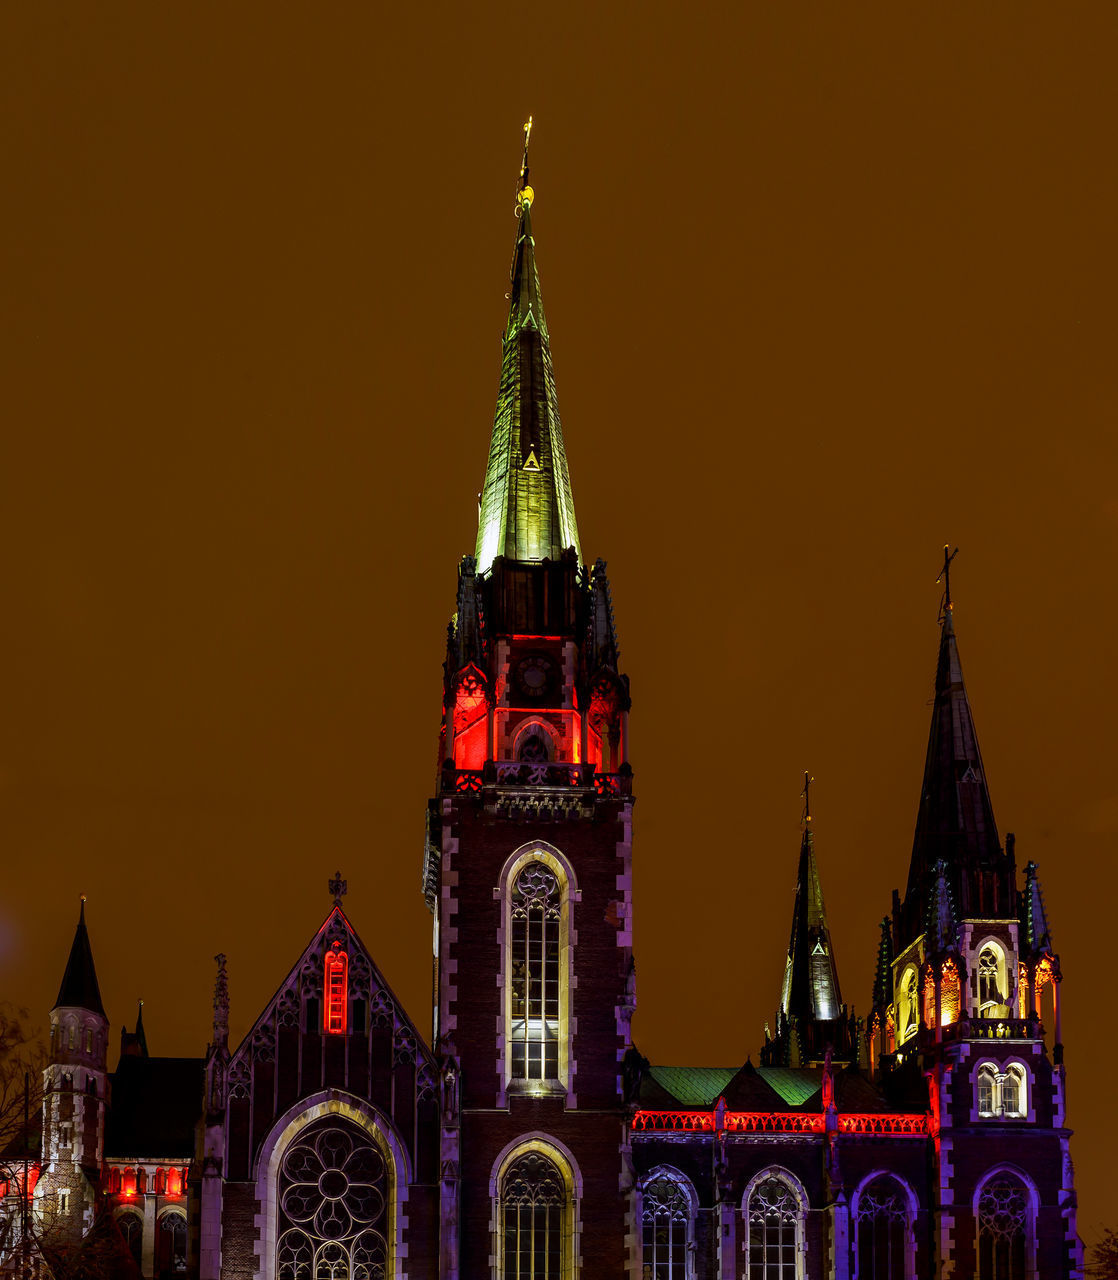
[276,1119,389,1280]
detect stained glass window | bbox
[747,1175,800,1279]
[978,1176,1028,1280]
[501,1151,565,1280]
[276,1119,389,1280]
[855,1176,907,1279]
[641,1175,691,1278]
[510,863,561,1081]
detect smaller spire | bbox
[925,860,958,955]
[54,896,105,1017]
[212,953,229,1051]
[1020,860,1054,955]
[134,999,149,1057]
[872,917,894,1012]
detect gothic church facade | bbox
[7,150,1081,1279]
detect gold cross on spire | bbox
[517,116,535,207]
[936,544,959,611]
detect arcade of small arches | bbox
[872,940,1059,1062]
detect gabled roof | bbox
[104,1056,204,1158]
[907,606,1001,898]
[54,899,105,1017]
[474,182,581,574]
[229,904,434,1069]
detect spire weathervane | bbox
[517,115,534,207]
[329,871,347,909]
[801,771,814,827]
[936,544,959,614]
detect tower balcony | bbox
[441,759,632,800]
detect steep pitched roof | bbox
[474,182,581,574]
[54,899,105,1017]
[780,828,842,1023]
[1020,860,1054,955]
[907,605,1001,899]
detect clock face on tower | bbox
[512,653,559,703]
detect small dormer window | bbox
[324,943,349,1035]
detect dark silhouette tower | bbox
[424,131,634,1278]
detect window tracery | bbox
[940,959,961,1026]
[641,1174,692,1278]
[897,968,918,1043]
[324,943,348,1035]
[500,1150,565,1280]
[276,1118,389,1280]
[977,944,1008,1018]
[977,1176,1028,1280]
[976,1063,1028,1119]
[510,862,561,1082]
[854,1175,907,1279]
[746,1175,801,1279]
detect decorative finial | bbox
[80,894,87,902]
[936,544,959,613]
[329,871,347,908]
[212,954,229,1050]
[517,115,535,208]
[801,771,814,826]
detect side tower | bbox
[872,560,1079,1279]
[37,899,109,1242]
[424,132,634,1279]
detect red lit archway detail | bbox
[324,943,349,1035]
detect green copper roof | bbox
[475,195,581,573]
[756,1067,823,1106]
[648,1065,738,1106]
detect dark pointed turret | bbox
[54,897,105,1017]
[903,557,1016,931]
[1020,860,1054,956]
[475,121,581,573]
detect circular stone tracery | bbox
[276,1118,389,1280]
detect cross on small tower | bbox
[519,115,533,195]
[329,871,347,908]
[801,771,814,826]
[936,544,959,610]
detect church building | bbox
[3,132,1081,1279]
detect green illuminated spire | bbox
[475,129,581,573]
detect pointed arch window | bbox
[500,1150,567,1279]
[897,968,919,1044]
[746,1173,803,1279]
[977,1175,1029,1280]
[641,1173,693,1278]
[854,1175,909,1279]
[940,959,961,1026]
[510,862,562,1082]
[976,1062,1028,1119]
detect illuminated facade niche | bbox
[896,967,919,1043]
[940,958,961,1025]
[324,941,349,1035]
[275,1117,390,1280]
[976,943,1010,1018]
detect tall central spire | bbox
[475,122,581,574]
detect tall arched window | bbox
[641,1172,693,1278]
[500,1150,566,1279]
[977,1175,1029,1280]
[117,1210,144,1270]
[276,1117,389,1280]
[510,862,562,1082]
[746,1173,803,1279]
[854,1175,908,1279]
[156,1209,187,1277]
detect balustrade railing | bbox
[444,762,629,797]
[631,1109,932,1136]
